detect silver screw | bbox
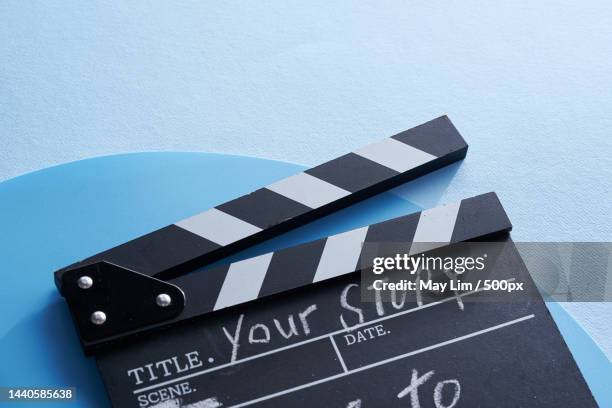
[156,293,172,307]
[91,311,106,325]
[77,276,93,289]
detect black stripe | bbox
[77,225,220,277]
[173,264,231,318]
[450,193,512,242]
[364,212,421,243]
[258,239,327,298]
[305,153,399,193]
[391,116,467,157]
[359,212,421,269]
[216,188,311,229]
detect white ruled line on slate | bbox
[229,314,535,408]
[329,336,349,373]
[133,279,517,395]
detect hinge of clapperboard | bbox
[54,116,512,355]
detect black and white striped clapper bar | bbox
[55,116,596,408]
[56,115,470,350]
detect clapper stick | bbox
[64,193,511,353]
[56,115,467,290]
[173,193,510,320]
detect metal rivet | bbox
[156,293,172,307]
[77,275,93,289]
[91,311,106,325]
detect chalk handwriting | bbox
[340,283,365,329]
[397,369,461,408]
[221,305,318,362]
[222,314,244,363]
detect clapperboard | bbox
[55,117,596,407]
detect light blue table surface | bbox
[0,153,609,407]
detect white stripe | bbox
[266,172,350,209]
[409,201,461,255]
[213,253,273,311]
[354,138,436,172]
[313,227,369,283]
[175,208,261,246]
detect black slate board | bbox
[96,238,596,408]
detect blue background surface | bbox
[1,0,611,388]
[0,153,609,407]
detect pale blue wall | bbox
[1,1,611,357]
